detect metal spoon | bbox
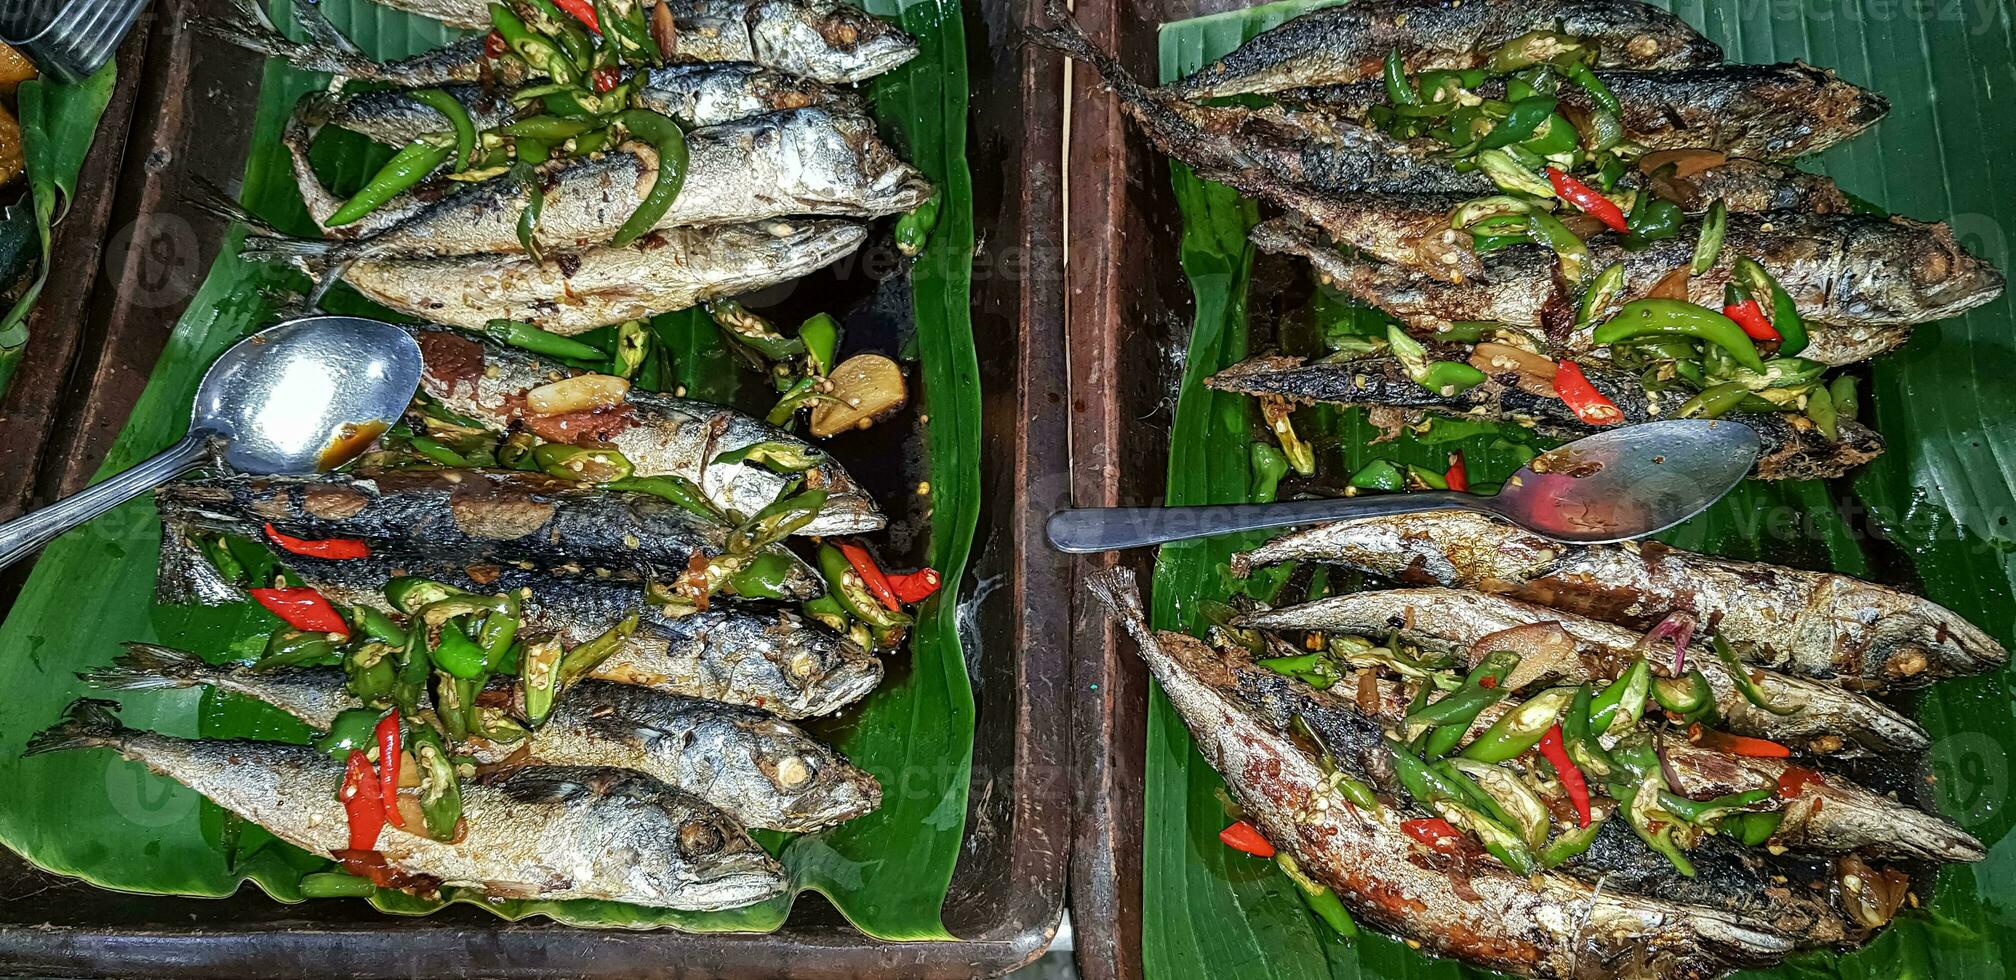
[0,315,423,569]
[1045,419,1761,553]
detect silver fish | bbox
[203,0,492,87]
[264,108,931,261]
[329,220,870,336]
[27,700,787,910]
[1086,568,1793,979]
[402,324,884,534]
[1239,588,1931,755]
[84,645,881,833]
[1232,512,2008,689]
[154,540,884,720]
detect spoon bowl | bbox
[0,316,423,569]
[1045,419,1762,553]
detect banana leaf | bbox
[1145,1,2014,976]
[0,61,118,394]
[0,0,977,940]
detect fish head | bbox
[748,0,919,84]
[1836,217,2006,323]
[647,807,788,908]
[745,717,883,825]
[769,618,885,716]
[1564,2,1723,69]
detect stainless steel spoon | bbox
[1046,419,1761,553]
[0,315,423,569]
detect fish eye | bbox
[772,755,816,789]
[787,650,823,679]
[677,820,725,858]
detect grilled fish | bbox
[1231,511,2009,689]
[1086,568,1795,978]
[1281,63,1890,160]
[1158,0,1722,100]
[154,469,824,600]
[215,0,917,85]
[1239,588,1931,754]
[156,539,883,720]
[28,700,787,910]
[265,108,931,261]
[84,645,880,833]
[302,64,863,147]
[1207,353,1883,481]
[1252,214,2004,366]
[403,324,883,533]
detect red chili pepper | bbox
[836,541,902,612]
[1537,725,1591,827]
[339,750,385,851]
[1401,818,1465,854]
[264,523,370,560]
[1546,167,1629,233]
[1552,361,1624,426]
[1218,820,1275,857]
[553,0,600,32]
[886,568,942,604]
[250,587,351,637]
[1688,723,1791,758]
[1444,452,1469,492]
[483,29,508,59]
[375,712,405,828]
[1721,299,1781,341]
[591,66,622,93]
[1777,765,1825,797]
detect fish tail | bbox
[1083,568,1154,648]
[78,644,216,692]
[153,522,250,608]
[196,0,383,80]
[240,231,350,265]
[182,177,286,240]
[24,699,130,757]
[1027,2,1157,107]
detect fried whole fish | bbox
[1158,0,1722,100]
[1281,63,1890,160]
[402,325,883,533]
[1231,511,2009,689]
[156,541,883,720]
[154,470,824,600]
[326,220,870,336]
[84,645,880,833]
[28,700,786,910]
[266,108,931,261]
[1206,353,1883,481]
[1086,569,1795,978]
[1252,214,2004,366]
[302,64,864,147]
[203,0,492,86]
[1238,588,1930,754]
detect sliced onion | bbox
[1471,342,1559,398]
[1641,611,1697,673]
[1647,265,1693,302]
[525,374,629,417]
[1838,855,1910,928]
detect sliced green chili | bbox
[411,88,475,171]
[557,613,640,686]
[1576,261,1625,330]
[1732,257,1807,356]
[1524,209,1593,283]
[1250,443,1290,503]
[609,109,689,248]
[1657,787,1773,826]
[1712,635,1799,714]
[1690,200,1727,275]
[1538,819,1603,868]
[1651,669,1715,717]
[343,642,398,707]
[1676,382,1753,420]
[1589,658,1649,735]
[534,443,635,484]
[1593,299,1766,372]
[1613,778,1696,877]
[408,727,464,841]
[1479,97,1556,150]
[254,629,339,670]
[1475,148,1555,197]
[300,872,377,898]
[1459,687,1575,763]
[1347,458,1405,492]
[894,191,943,257]
[1382,48,1419,105]
[1829,375,1859,423]
[429,620,491,680]
[1805,381,1838,440]
[313,708,383,761]
[1721,810,1785,846]
[1276,853,1358,938]
[714,441,827,472]
[483,318,603,361]
[326,140,452,227]
[605,475,724,520]
[517,636,564,727]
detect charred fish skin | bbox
[26,701,786,911]
[1085,569,1795,979]
[1159,0,1722,100]
[407,324,883,535]
[332,220,872,336]
[1207,351,1885,482]
[1230,511,2010,689]
[1281,62,1890,160]
[154,470,825,601]
[81,648,880,833]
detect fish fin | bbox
[24,699,130,757]
[78,644,215,692]
[288,0,368,59]
[196,0,382,79]
[1083,567,1155,649]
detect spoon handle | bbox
[1044,492,1490,553]
[0,433,210,570]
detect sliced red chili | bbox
[1219,819,1275,857]
[836,541,902,612]
[1778,764,1825,797]
[375,712,405,829]
[1689,723,1791,758]
[1444,452,1469,492]
[591,66,622,93]
[483,29,508,59]
[1552,361,1624,426]
[1537,725,1591,827]
[1722,299,1781,341]
[1401,818,1465,854]
[251,587,351,637]
[553,0,600,32]
[339,750,385,851]
[1546,167,1629,233]
[264,523,371,560]
[887,568,942,604]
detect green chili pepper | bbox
[1433,321,1497,344]
[405,434,472,468]
[254,629,339,670]
[429,619,492,680]
[1690,200,1727,275]
[1250,443,1290,503]
[1276,853,1358,938]
[714,441,827,472]
[1435,799,1539,875]
[766,375,821,426]
[349,605,408,646]
[1347,458,1405,492]
[1450,195,1541,228]
[534,443,635,484]
[609,109,689,248]
[1445,757,1552,850]
[488,3,578,84]
[1520,113,1578,156]
[557,613,640,686]
[1805,380,1838,440]
[1409,682,1508,728]
[391,631,430,718]
[1829,375,1859,423]
[1387,740,1470,806]
[1489,31,1584,71]
[1657,787,1774,826]
[1651,669,1715,716]
[343,641,398,707]
[517,636,565,726]
[894,191,943,257]
[1560,61,1619,114]
[1606,735,1662,782]
[796,313,840,376]
[1576,261,1626,331]
[1406,464,1449,491]
[596,0,656,61]
[801,592,851,633]
[1524,209,1593,283]
[1589,658,1648,734]
[1257,652,1339,691]
[384,577,465,616]
[1474,148,1554,197]
[1732,257,1807,356]
[1538,819,1603,868]
[512,160,548,264]
[1478,97,1556,150]
[410,88,475,171]
[482,318,602,361]
[1460,687,1575,763]
[722,551,800,600]
[433,670,479,741]
[199,534,248,584]
[1710,635,1798,715]
[1676,381,1754,420]
[1625,196,1686,245]
[1386,325,1486,395]
[1382,48,1419,105]
[730,489,827,554]
[1432,759,1519,829]
[407,727,464,841]
[605,475,724,521]
[496,114,595,143]
[476,593,519,663]
[326,140,452,227]
[1720,810,1785,846]
[1612,778,1696,877]
[1560,683,1615,777]
[300,872,378,898]
[1593,299,1765,372]
[313,708,384,761]
[1593,153,1626,191]
[1579,108,1623,153]
[707,300,805,360]
[612,319,649,378]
